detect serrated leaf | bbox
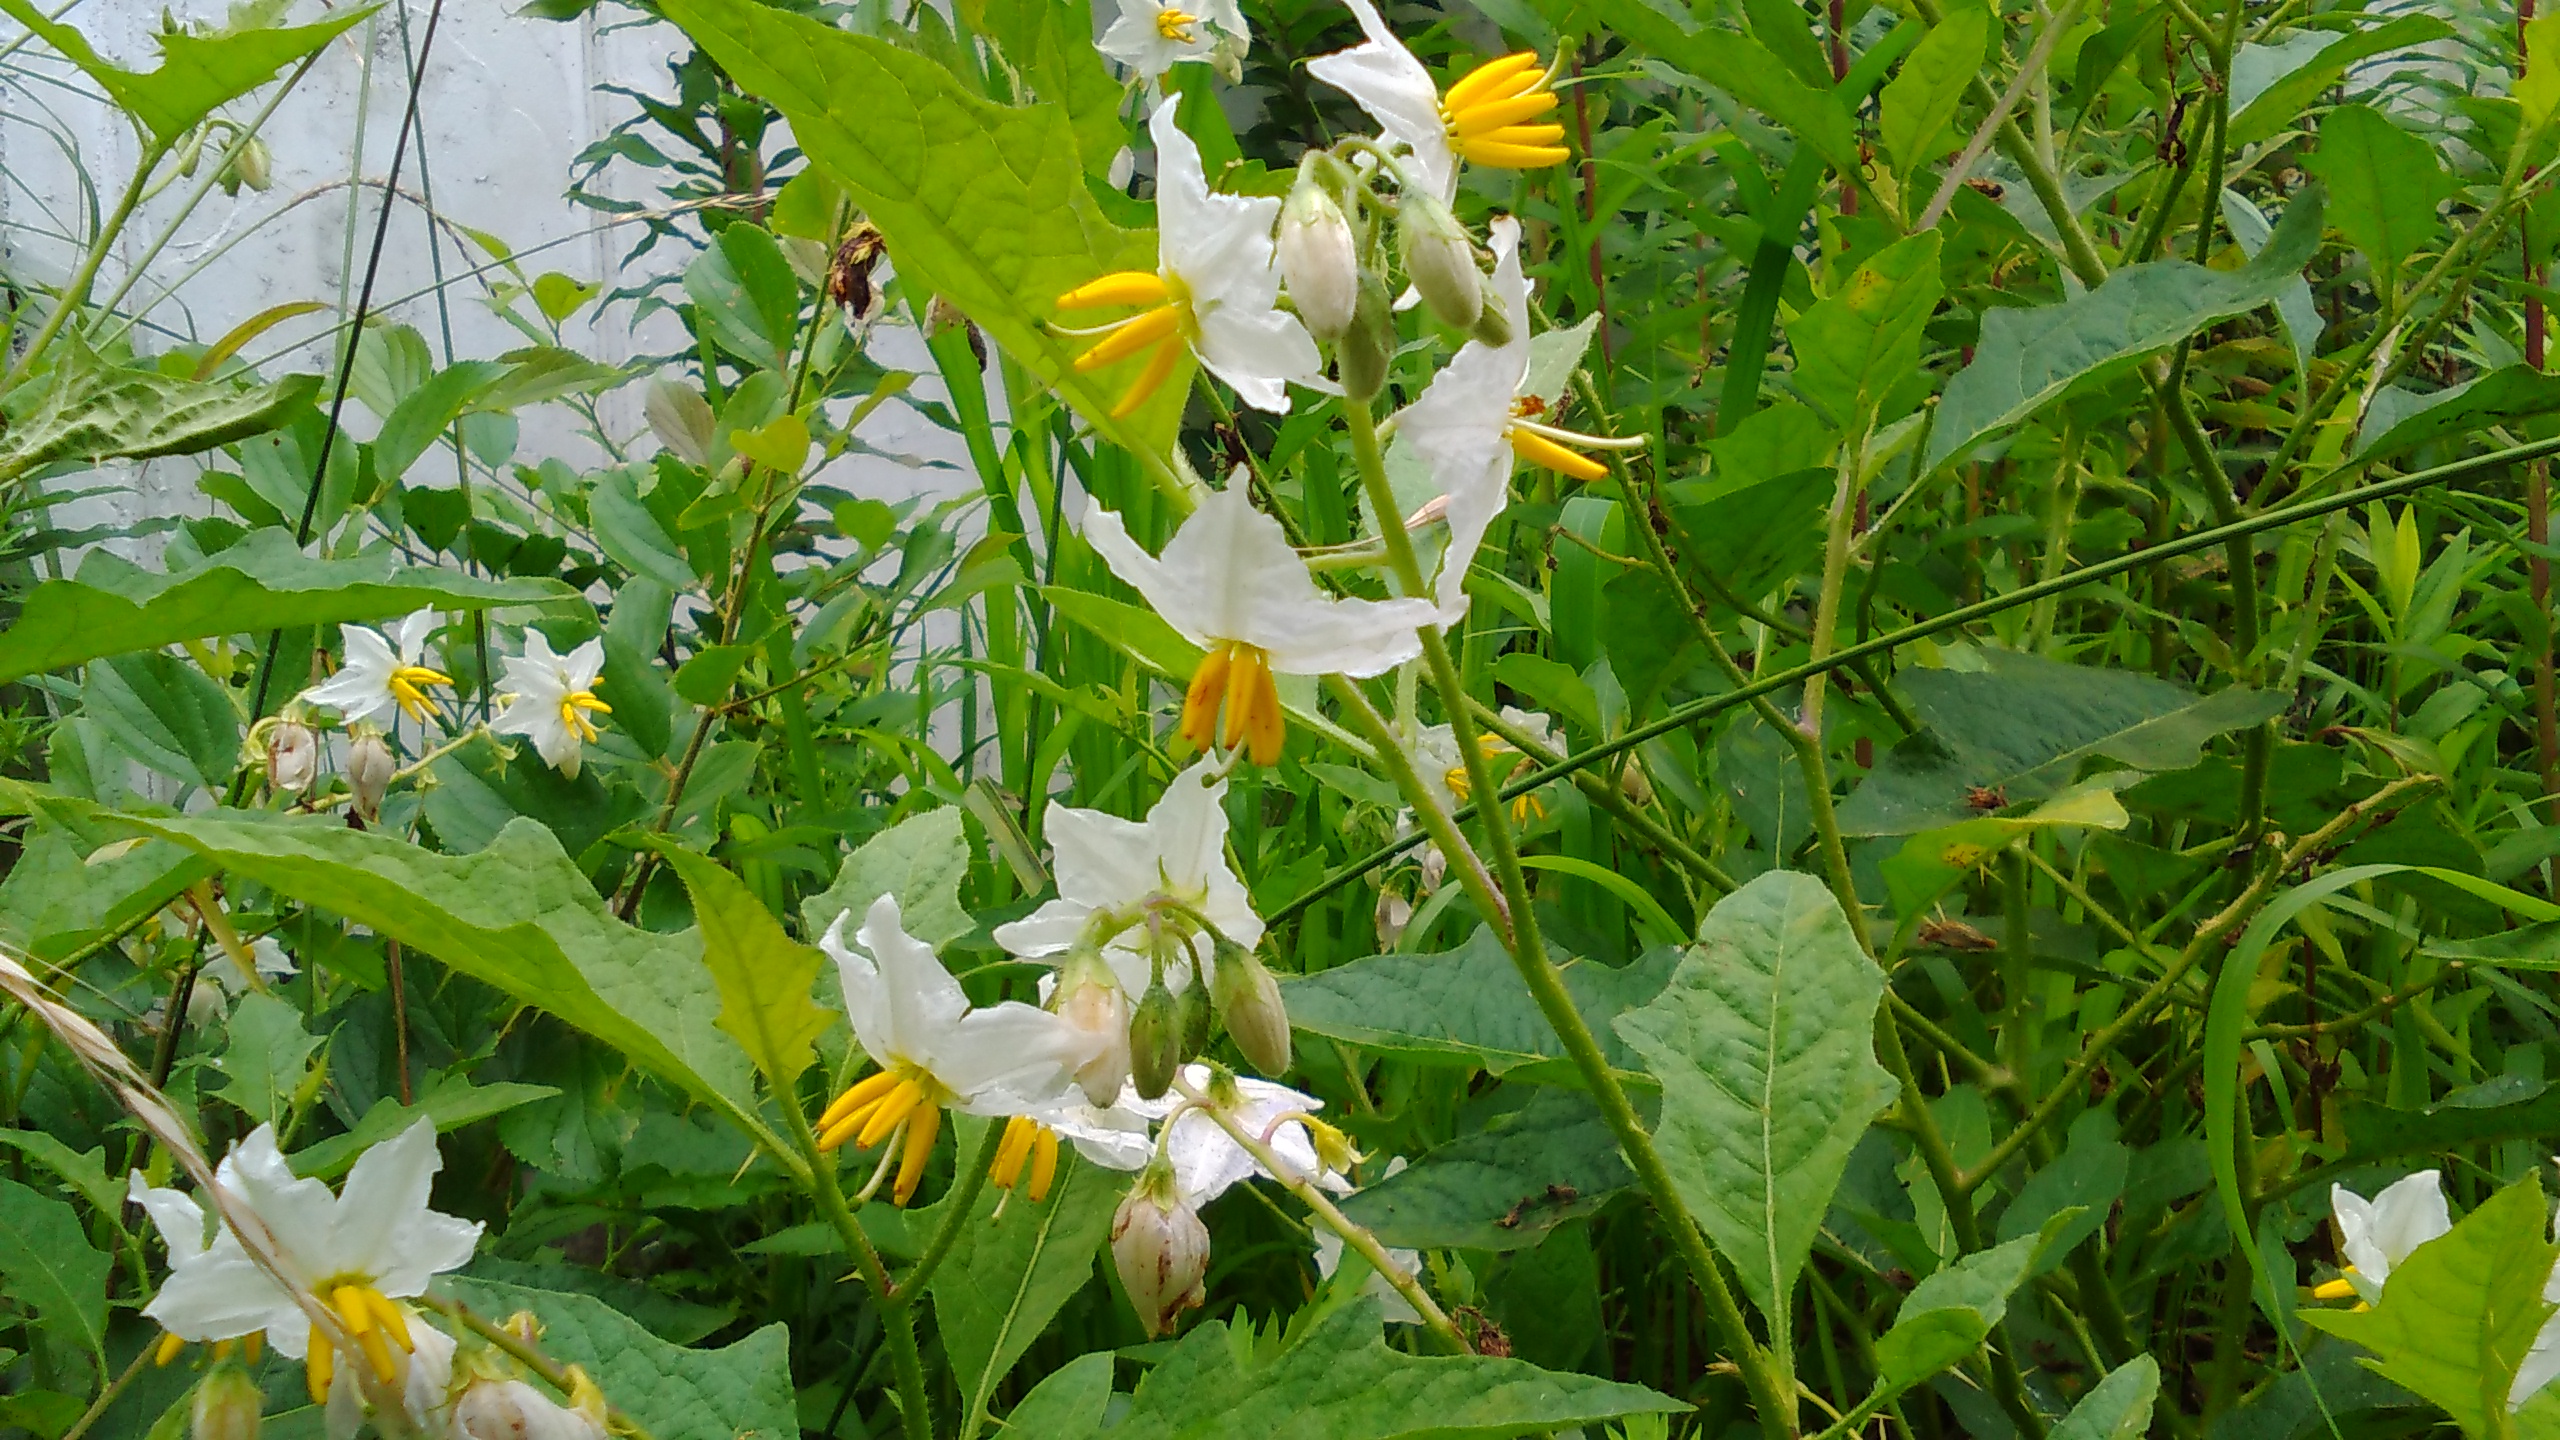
[1786,233,1944,428]
[1094,1301,1683,1440]
[0,336,318,483]
[212,990,322,1127]
[926,1130,1121,1433]
[0,528,571,686]
[287,1073,560,1181]
[439,1277,794,1440]
[1282,927,1676,1084]
[1614,872,1897,1348]
[1336,1087,1636,1251]
[1874,1231,2040,1389]
[2303,105,2451,296]
[0,1178,108,1378]
[801,807,974,948]
[2304,1180,2558,1436]
[0,0,369,144]
[1925,187,2324,467]
[1838,652,2287,836]
[1881,9,1989,173]
[657,846,832,1088]
[2051,1356,2161,1440]
[654,0,1184,462]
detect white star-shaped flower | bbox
[1307,0,1567,204]
[299,611,452,729]
[1133,1064,1350,1207]
[1083,484,1436,765]
[491,632,611,778]
[1054,99,1321,417]
[1407,704,1560,822]
[2322,1171,2451,1306]
[1099,0,1247,75]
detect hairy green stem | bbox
[778,1083,932,1440]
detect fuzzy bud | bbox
[1210,937,1291,1077]
[346,729,394,822]
[191,1366,263,1440]
[1335,272,1395,403]
[1176,956,1214,1060]
[451,1378,607,1440]
[1469,288,1514,348]
[1053,947,1132,1107]
[1112,1165,1209,1338]
[1278,166,1359,342]
[1129,971,1182,1101]
[232,136,272,193]
[265,717,319,796]
[1374,889,1413,948]
[1398,190,1482,331]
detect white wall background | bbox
[2,0,977,558]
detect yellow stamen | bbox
[1442,51,1541,112]
[822,1070,903,1133]
[857,1077,932,1151]
[1182,647,1234,754]
[991,1116,1040,1191]
[894,1100,943,1206]
[154,1332,187,1366]
[1109,334,1185,418]
[1186,641,1284,765]
[1460,139,1573,168]
[306,1330,334,1407]
[1221,644,1265,754]
[365,1291,414,1352]
[211,1339,236,1363]
[1057,271,1171,310]
[1027,1126,1060,1202]
[1449,91,1558,136]
[558,689,610,744]
[245,1331,263,1364]
[1509,425,1609,481]
[387,664,454,722]
[2310,1276,2359,1300]
[333,1284,399,1386]
[1155,5,1200,41]
[1073,304,1184,373]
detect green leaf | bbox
[2351,365,2560,466]
[212,990,323,1127]
[0,1,370,145]
[2050,1356,2161,1440]
[2227,16,2454,146]
[1784,232,1944,428]
[2525,14,2560,135]
[439,1277,795,1440]
[1881,9,1989,174]
[0,338,319,484]
[654,0,1183,463]
[926,1135,1121,1433]
[1994,1112,2129,1275]
[0,527,571,686]
[0,822,208,963]
[1837,652,2287,836]
[2302,105,2451,296]
[1090,1301,1684,1440]
[1336,1087,1636,1251]
[370,360,510,483]
[1873,1231,2040,1389]
[1527,0,1862,179]
[82,652,239,792]
[800,806,974,948]
[0,1131,118,1218]
[1924,186,2324,468]
[1002,1353,1115,1436]
[0,1178,108,1378]
[589,464,699,590]
[1613,872,1897,1346]
[286,1073,561,1181]
[1282,928,1677,1084]
[656,846,832,1088]
[2303,1180,2558,1437]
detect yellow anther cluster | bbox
[1440,53,1570,169]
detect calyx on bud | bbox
[191,1365,263,1440]
[1397,190,1482,331]
[1112,1163,1209,1338]
[346,727,395,823]
[1336,272,1395,403]
[1278,156,1360,342]
[1210,936,1291,1077]
[1129,965,1182,1101]
[1052,945,1132,1107]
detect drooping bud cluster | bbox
[1112,1162,1210,1338]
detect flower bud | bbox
[233,136,272,192]
[1210,937,1290,1077]
[1375,889,1413,948]
[1469,290,1514,348]
[1176,956,1214,1060]
[346,729,394,822]
[451,1377,607,1440]
[1129,971,1182,1101]
[1398,191,1482,331]
[1054,947,1133,1106]
[265,717,319,797]
[1112,1165,1209,1338]
[1278,168,1358,342]
[191,1365,263,1440]
[1335,272,1395,403]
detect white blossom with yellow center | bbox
[1099,0,1246,75]
[300,610,453,728]
[492,631,612,778]
[1308,0,1568,204]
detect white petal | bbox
[1081,503,1224,651]
[2333,1171,2451,1299]
[1311,1227,1424,1325]
[142,1240,298,1343]
[1050,802,1179,912]
[1032,1096,1157,1171]
[1306,0,1455,201]
[301,624,400,726]
[215,1125,334,1287]
[1396,218,1528,621]
[250,936,298,979]
[1151,101,1283,310]
[934,1002,1091,1107]
[393,609,440,665]
[127,1171,209,1265]
[405,1320,459,1425]
[1194,306,1321,414]
[331,1120,478,1294]
[562,638,607,692]
[821,908,894,1065]
[856,896,973,1067]
[991,899,1098,960]
[1100,0,1213,72]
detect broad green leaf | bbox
[1925,187,2324,468]
[1882,9,1988,173]
[1282,928,1677,1084]
[0,1178,108,1377]
[2526,14,2560,135]
[1785,233,1944,429]
[0,1,370,145]
[1738,0,1834,88]
[1837,652,2287,835]
[589,464,699,590]
[0,338,319,484]
[287,1074,559,1180]
[370,360,510,482]
[657,846,832,1088]
[212,991,323,1127]
[654,0,1183,464]
[2226,16,2453,145]
[1088,1301,1683,1440]
[2351,366,2560,466]
[1002,1352,1115,1436]
[0,790,780,1158]
[2303,105,2451,297]
[83,652,239,791]
[1526,0,1862,178]
[926,1134,1121,1433]
[439,1277,795,1440]
[2051,1356,2161,1440]
[1614,872,1896,1345]
[2304,1180,2557,1437]
[0,822,207,963]
[801,806,974,947]
[0,528,571,686]
[1873,1231,2040,1389]
[1880,783,2133,924]
[1993,1112,2128,1275]
[1336,1087,1636,1251]
[0,1131,117,1218]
